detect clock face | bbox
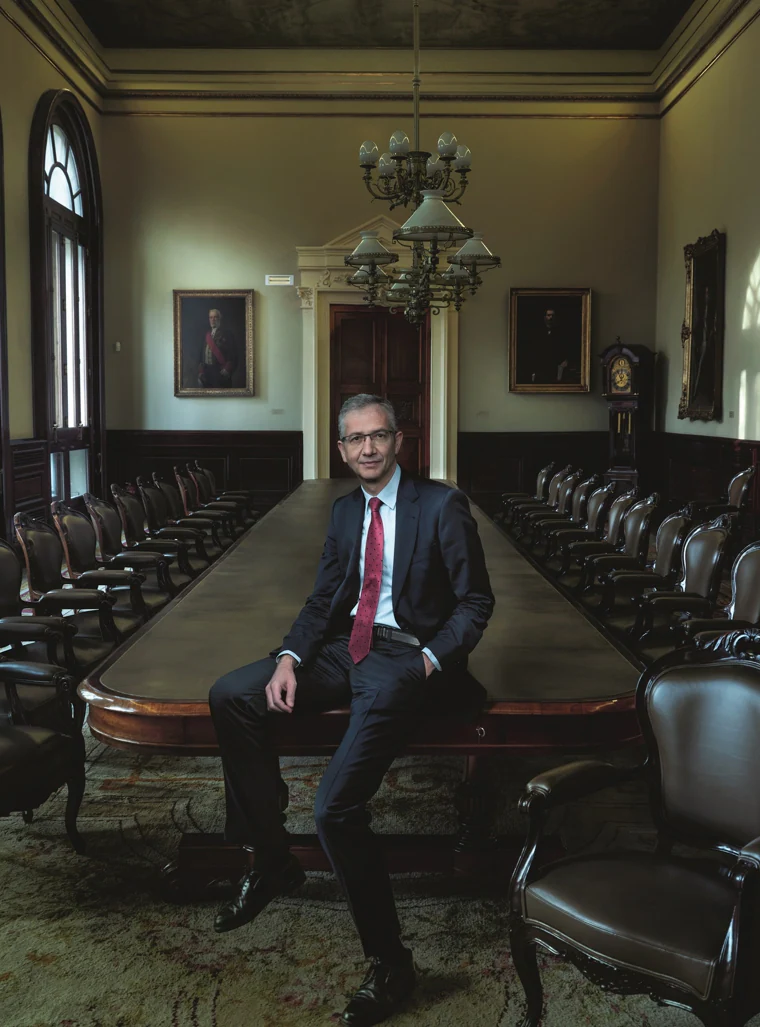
[610,356,632,393]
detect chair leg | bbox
[65,735,87,854]
[509,925,543,1027]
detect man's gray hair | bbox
[338,394,397,439]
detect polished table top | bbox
[93,480,638,708]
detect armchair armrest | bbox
[606,570,664,588]
[133,539,188,555]
[105,552,166,570]
[590,555,643,575]
[174,517,216,530]
[566,540,616,557]
[0,616,78,641]
[682,617,751,639]
[201,500,239,511]
[639,592,711,613]
[0,660,73,684]
[502,492,530,502]
[37,588,116,610]
[155,526,203,541]
[553,527,595,544]
[75,569,145,588]
[522,760,643,810]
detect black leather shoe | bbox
[213,854,305,933]
[340,949,416,1026]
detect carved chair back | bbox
[0,539,25,617]
[650,508,693,580]
[83,494,123,560]
[554,470,583,517]
[174,468,197,517]
[584,482,616,533]
[724,541,760,624]
[676,516,731,600]
[620,493,659,559]
[188,464,213,504]
[640,633,760,852]
[195,460,218,495]
[727,465,755,509]
[136,476,170,534]
[545,464,573,508]
[13,513,66,599]
[51,502,98,577]
[601,489,638,546]
[567,475,600,526]
[533,462,556,502]
[151,474,186,521]
[110,484,148,547]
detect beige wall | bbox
[0,3,100,438]
[102,113,659,434]
[656,13,760,440]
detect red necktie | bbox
[348,497,384,664]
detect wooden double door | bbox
[329,305,430,479]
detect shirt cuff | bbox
[276,650,301,666]
[421,647,441,672]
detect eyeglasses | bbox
[339,430,396,447]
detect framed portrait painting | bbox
[173,289,254,397]
[678,229,726,422]
[509,288,591,393]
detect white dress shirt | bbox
[280,462,440,671]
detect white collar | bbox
[361,462,401,511]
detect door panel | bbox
[330,306,429,479]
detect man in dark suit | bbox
[209,393,494,1026]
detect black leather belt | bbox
[371,623,421,647]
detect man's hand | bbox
[422,652,435,678]
[266,655,298,713]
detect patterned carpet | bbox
[0,731,752,1027]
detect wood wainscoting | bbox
[457,430,760,532]
[457,431,608,514]
[106,430,303,514]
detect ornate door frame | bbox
[296,215,458,481]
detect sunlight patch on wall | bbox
[742,253,760,331]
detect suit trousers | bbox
[208,632,434,959]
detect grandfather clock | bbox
[600,338,655,491]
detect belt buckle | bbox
[375,624,391,641]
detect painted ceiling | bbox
[68,0,696,50]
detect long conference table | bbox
[80,480,641,886]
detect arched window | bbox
[30,90,104,503]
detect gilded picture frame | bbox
[509,288,591,393]
[173,289,255,397]
[678,230,726,422]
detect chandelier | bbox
[345,0,500,324]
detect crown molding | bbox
[5,0,758,118]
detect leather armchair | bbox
[509,632,760,1027]
[528,474,600,555]
[508,464,573,536]
[677,539,760,646]
[545,482,615,572]
[111,483,202,587]
[573,491,657,594]
[0,661,85,852]
[559,488,637,580]
[52,501,172,623]
[630,515,731,644]
[595,506,692,617]
[188,463,259,529]
[174,467,238,548]
[520,470,583,549]
[149,473,226,559]
[497,461,555,526]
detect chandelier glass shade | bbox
[346,0,500,324]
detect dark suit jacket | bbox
[277,473,495,672]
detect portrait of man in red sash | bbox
[174,289,254,397]
[198,308,239,388]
